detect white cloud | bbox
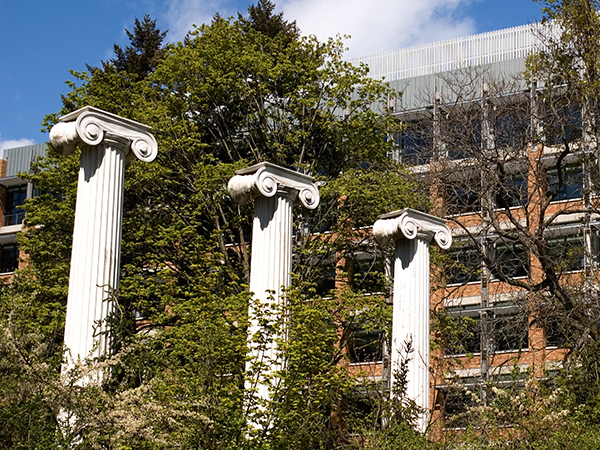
[162,0,476,58]
[164,0,242,41]
[0,137,36,155]
[280,0,476,58]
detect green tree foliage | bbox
[110,14,168,78]
[58,13,167,118]
[0,5,431,449]
[243,0,300,41]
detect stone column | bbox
[373,209,451,433]
[50,106,157,375]
[228,162,319,404]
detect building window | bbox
[546,234,585,272]
[492,241,530,279]
[443,307,481,355]
[495,174,528,208]
[545,317,567,348]
[447,239,530,285]
[344,389,385,433]
[492,307,529,352]
[442,372,529,428]
[396,122,432,166]
[544,104,582,146]
[5,184,27,226]
[348,327,384,364]
[446,303,528,355]
[547,164,583,202]
[0,243,19,273]
[446,244,482,285]
[495,110,530,151]
[314,260,337,297]
[351,253,386,294]
[445,177,481,216]
[443,386,478,428]
[446,119,482,160]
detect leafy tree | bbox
[85,13,168,79]
[110,14,168,78]
[243,0,299,41]
[59,14,167,117]
[0,6,430,449]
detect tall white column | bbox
[228,163,319,406]
[373,209,451,433]
[50,106,157,376]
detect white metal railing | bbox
[4,212,24,226]
[349,24,542,81]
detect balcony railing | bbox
[4,212,24,226]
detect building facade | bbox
[0,143,47,277]
[348,23,594,428]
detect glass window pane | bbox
[495,175,528,208]
[547,165,583,201]
[492,310,529,352]
[349,328,384,363]
[5,184,27,226]
[447,246,481,285]
[494,241,529,279]
[399,122,432,165]
[547,234,585,272]
[0,243,18,273]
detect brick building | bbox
[0,143,47,277]
[349,23,591,427]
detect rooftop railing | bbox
[349,24,544,81]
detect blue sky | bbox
[0,0,544,151]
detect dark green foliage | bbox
[87,13,168,79]
[244,0,299,40]
[110,14,168,78]
[60,14,167,116]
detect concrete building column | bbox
[228,162,319,406]
[373,209,451,433]
[50,106,157,376]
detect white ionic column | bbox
[373,209,451,433]
[228,162,319,404]
[50,106,157,376]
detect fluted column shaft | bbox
[63,139,126,367]
[50,107,158,377]
[248,192,294,400]
[392,234,432,432]
[373,208,451,433]
[228,162,320,414]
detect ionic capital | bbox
[373,208,452,249]
[49,106,158,163]
[228,162,320,209]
